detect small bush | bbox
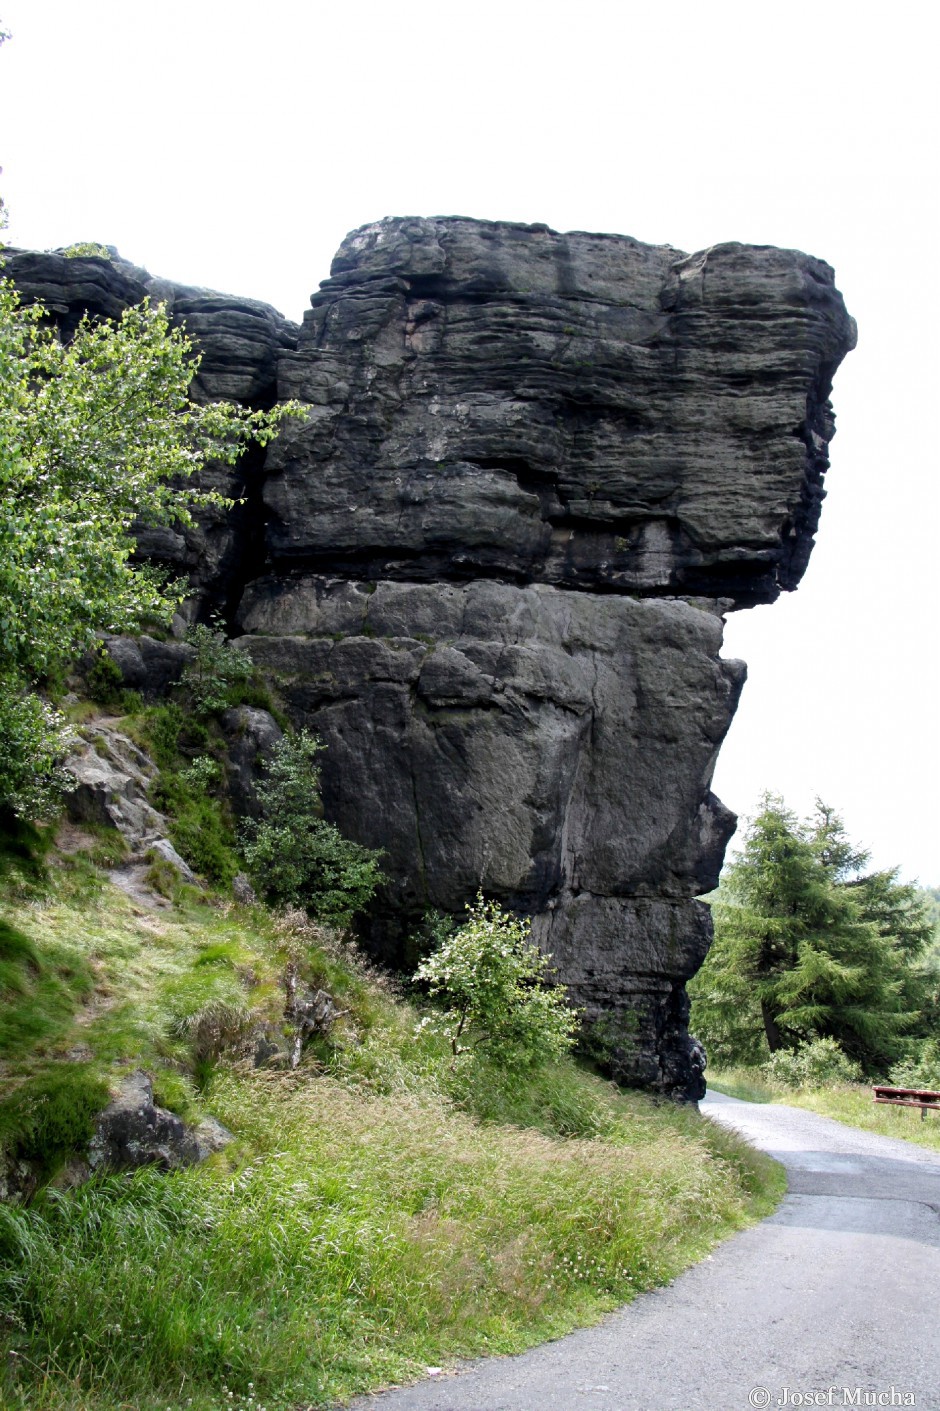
[151,769,240,888]
[137,702,186,769]
[180,753,223,792]
[85,649,124,703]
[0,688,72,821]
[242,730,384,924]
[414,893,581,1070]
[61,242,112,260]
[762,1037,862,1089]
[181,624,254,717]
[890,1038,940,1090]
[83,650,140,713]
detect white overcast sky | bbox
[1,0,937,882]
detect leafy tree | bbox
[807,803,935,958]
[180,623,254,717]
[414,894,580,1070]
[241,730,384,925]
[689,794,923,1074]
[0,262,299,818]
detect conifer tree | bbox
[690,794,922,1073]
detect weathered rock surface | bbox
[238,575,743,1090]
[62,718,197,897]
[220,704,284,818]
[88,1070,232,1173]
[9,220,855,1097]
[270,219,855,606]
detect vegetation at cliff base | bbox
[690,794,937,1077]
[0,837,782,1411]
[241,729,385,923]
[414,893,579,1069]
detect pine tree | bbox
[690,794,920,1074]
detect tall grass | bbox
[0,859,783,1411]
[1,1068,781,1411]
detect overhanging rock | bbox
[8,219,856,1098]
[236,217,854,1098]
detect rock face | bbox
[8,221,855,1097]
[240,218,854,1097]
[268,220,853,605]
[63,717,197,890]
[88,1071,232,1173]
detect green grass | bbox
[0,851,784,1411]
[708,1067,940,1153]
[0,1065,109,1176]
[0,1070,782,1411]
[0,918,95,1057]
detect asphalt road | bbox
[342,1090,940,1411]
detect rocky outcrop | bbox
[240,577,743,1091]
[63,718,197,890]
[237,218,854,1097]
[88,1071,232,1173]
[8,221,855,1097]
[269,220,854,606]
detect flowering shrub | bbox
[414,893,580,1069]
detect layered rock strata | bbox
[7,220,855,1096]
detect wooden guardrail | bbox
[873,1085,940,1120]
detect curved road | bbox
[345,1091,940,1411]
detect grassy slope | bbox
[708,1069,940,1153]
[0,850,784,1411]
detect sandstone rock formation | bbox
[6,220,855,1097]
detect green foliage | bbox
[0,1066,108,1176]
[163,960,253,1064]
[0,269,302,818]
[0,846,781,1410]
[414,894,580,1070]
[0,1069,778,1411]
[242,730,384,924]
[60,242,112,260]
[690,795,924,1075]
[403,907,455,971]
[83,648,141,714]
[0,919,94,1056]
[131,700,239,886]
[0,810,49,882]
[451,1055,620,1138]
[889,1038,940,1090]
[762,1036,862,1089]
[135,701,186,768]
[151,769,240,887]
[180,753,223,792]
[576,1007,640,1070]
[181,623,254,717]
[0,690,71,820]
[85,649,124,702]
